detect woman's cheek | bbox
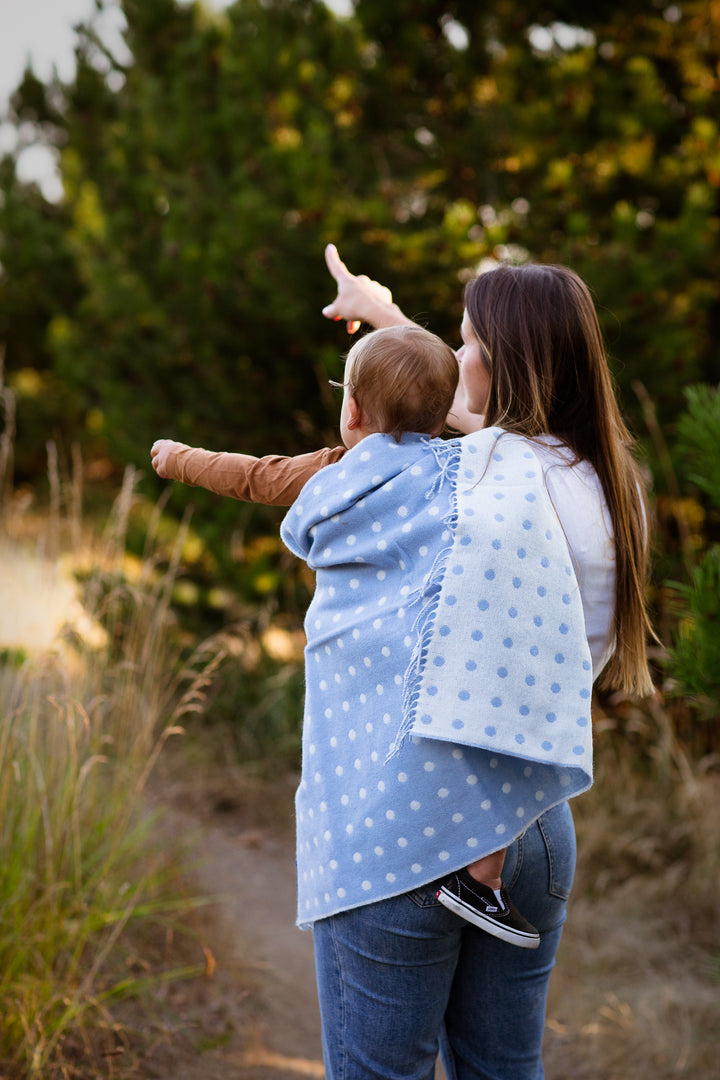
[460,360,478,407]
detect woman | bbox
[322,244,652,698]
[314,245,653,1080]
[155,245,653,1079]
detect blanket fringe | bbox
[386,441,461,761]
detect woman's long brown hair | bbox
[464,263,654,697]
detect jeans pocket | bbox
[537,803,576,901]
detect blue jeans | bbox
[312,801,576,1080]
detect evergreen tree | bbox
[2,0,719,474]
[668,385,720,714]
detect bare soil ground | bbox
[110,748,719,1080]
[119,767,325,1080]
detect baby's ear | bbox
[346,394,362,429]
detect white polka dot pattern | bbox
[281,431,595,929]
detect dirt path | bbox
[136,766,717,1080]
[133,759,459,1080]
[142,780,326,1080]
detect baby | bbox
[152,324,540,948]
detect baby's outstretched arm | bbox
[151,439,345,507]
[151,439,181,479]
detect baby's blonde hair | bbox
[342,325,458,441]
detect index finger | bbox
[324,243,353,284]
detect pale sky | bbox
[0,0,354,103]
[1,0,128,197]
[0,0,352,197]
[0,0,110,107]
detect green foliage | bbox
[3,0,720,708]
[3,0,718,480]
[0,158,84,478]
[667,385,720,714]
[676,383,720,503]
[203,650,305,770]
[38,0,370,472]
[668,545,720,712]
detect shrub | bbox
[666,385,720,715]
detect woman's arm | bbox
[446,386,486,435]
[322,244,415,332]
[151,440,346,507]
[322,244,485,435]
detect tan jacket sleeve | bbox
[164,444,347,506]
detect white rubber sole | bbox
[436,887,541,949]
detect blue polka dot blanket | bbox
[281,428,594,927]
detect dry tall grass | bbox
[545,697,720,1078]
[0,444,221,1077]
